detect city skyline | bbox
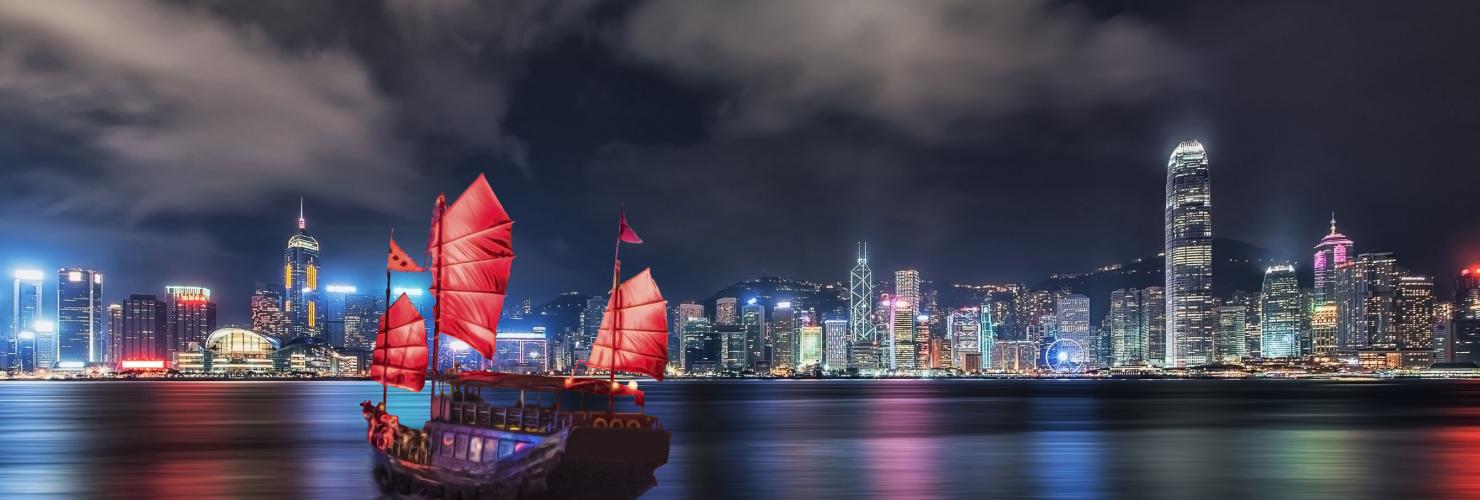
[2,1,1479,319]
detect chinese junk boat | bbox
[361,175,671,499]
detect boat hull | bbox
[371,426,669,499]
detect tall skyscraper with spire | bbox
[1164,140,1214,367]
[284,199,323,340]
[848,242,876,344]
[1313,214,1354,306]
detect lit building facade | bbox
[1260,265,1301,359]
[1142,287,1167,366]
[57,268,104,365]
[283,202,322,340]
[798,325,822,369]
[165,286,217,357]
[889,298,917,370]
[1164,140,1214,366]
[1056,294,1093,365]
[715,297,738,326]
[717,324,747,371]
[741,301,766,370]
[848,242,877,346]
[1396,275,1435,355]
[680,317,718,373]
[8,269,44,370]
[823,318,849,371]
[250,283,290,338]
[341,293,384,352]
[1310,303,1338,356]
[1453,267,1480,364]
[1313,216,1355,305]
[1335,252,1400,352]
[894,269,921,310]
[947,309,982,372]
[771,302,796,370]
[1214,304,1248,363]
[492,331,548,373]
[1108,289,1146,366]
[118,295,167,364]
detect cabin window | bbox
[498,440,515,458]
[441,432,455,457]
[482,438,498,462]
[468,435,483,463]
[454,434,469,460]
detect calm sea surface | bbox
[2,379,1480,499]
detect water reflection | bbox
[1,379,1479,499]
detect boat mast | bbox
[432,199,446,405]
[382,229,393,408]
[609,217,621,413]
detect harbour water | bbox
[2,379,1480,499]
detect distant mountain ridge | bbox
[1037,238,1299,325]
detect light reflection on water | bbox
[2,379,1479,499]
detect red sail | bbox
[371,293,428,392]
[589,268,669,380]
[428,174,515,359]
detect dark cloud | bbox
[617,0,1191,139]
[2,0,1479,323]
[0,0,409,219]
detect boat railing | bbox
[433,395,661,432]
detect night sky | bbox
[2,0,1478,325]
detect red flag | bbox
[618,210,643,244]
[387,237,425,272]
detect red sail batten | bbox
[370,293,429,392]
[589,268,669,380]
[428,174,515,359]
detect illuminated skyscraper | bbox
[1215,304,1248,362]
[823,318,849,371]
[1335,252,1399,351]
[1164,140,1214,366]
[57,268,104,364]
[106,304,122,363]
[8,269,44,370]
[341,293,384,352]
[1395,275,1435,353]
[1108,289,1147,366]
[772,302,796,370]
[715,297,738,325]
[741,300,766,370]
[1310,303,1338,356]
[798,325,822,369]
[947,309,982,371]
[119,294,167,362]
[1055,294,1092,364]
[894,269,921,310]
[250,283,290,338]
[889,298,916,370]
[1453,266,1480,364]
[283,199,322,340]
[1313,215,1354,305]
[1142,287,1167,366]
[848,242,877,346]
[1260,265,1301,358]
[580,295,606,352]
[165,286,216,356]
[681,317,719,372]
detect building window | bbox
[498,440,515,458]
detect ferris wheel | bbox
[1043,338,1086,373]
